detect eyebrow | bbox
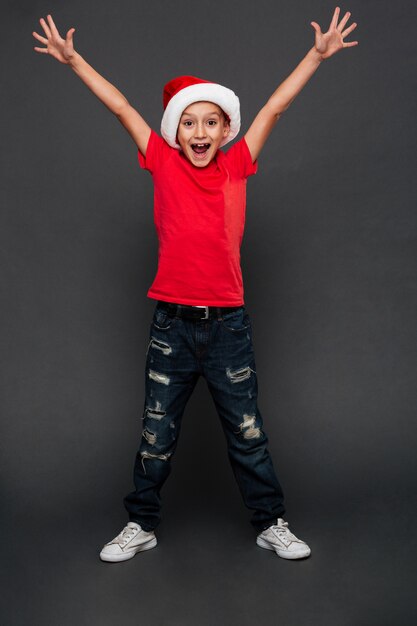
[180,111,221,118]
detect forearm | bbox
[265,46,323,116]
[68,51,128,115]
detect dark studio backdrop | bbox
[1,0,416,625]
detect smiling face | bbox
[176,101,230,167]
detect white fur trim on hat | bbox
[161,83,241,149]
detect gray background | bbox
[2,0,416,624]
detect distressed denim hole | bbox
[149,337,172,355]
[148,369,170,385]
[226,365,255,384]
[234,414,262,439]
[145,400,166,421]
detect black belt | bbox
[157,301,242,320]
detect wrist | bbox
[67,50,81,68]
[308,46,324,64]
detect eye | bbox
[207,120,217,126]
[183,120,193,127]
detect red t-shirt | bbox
[138,129,258,306]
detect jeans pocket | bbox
[152,306,176,330]
[220,307,251,333]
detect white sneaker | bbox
[256,518,311,560]
[100,522,157,562]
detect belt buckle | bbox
[194,305,209,320]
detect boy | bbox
[32,7,358,563]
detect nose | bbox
[194,121,207,139]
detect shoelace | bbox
[112,525,138,546]
[270,520,299,543]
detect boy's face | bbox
[176,101,230,167]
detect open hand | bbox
[32,14,76,64]
[311,6,358,60]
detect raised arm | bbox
[32,14,151,157]
[244,6,358,163]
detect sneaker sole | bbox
[256,536,311,560]
[100,537,157,562]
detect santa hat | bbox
[161,75,241,149]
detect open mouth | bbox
[191,143,211,157]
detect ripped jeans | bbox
[123,302,285,533]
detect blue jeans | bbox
[123,302,285,533]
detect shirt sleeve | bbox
[224,135,258,179]
[137,129,171,174]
